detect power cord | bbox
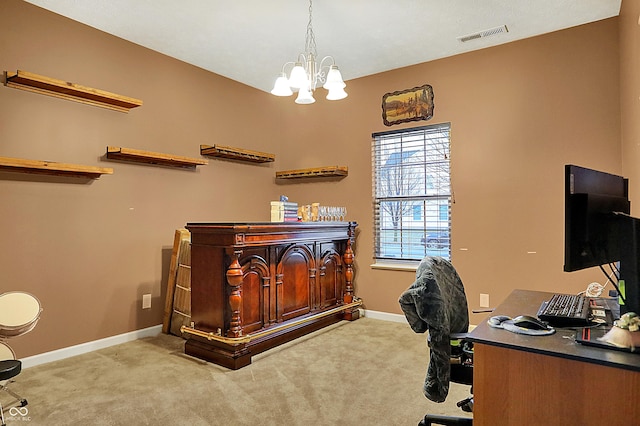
[583,282,605,297]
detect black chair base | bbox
[456,397,473,413]
[419,413,472,426]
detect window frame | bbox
[372,122,452,265]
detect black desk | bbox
[468,289,640,425]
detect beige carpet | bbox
[1,318,472,425]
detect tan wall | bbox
[1,0,624,357]
[0,1,284,357]
[279,18,621,325]
[620,0,640,205]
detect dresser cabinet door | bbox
[278,245,314,322]
[319,248,344,308]
[240,254,269,334]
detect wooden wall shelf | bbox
[0,156,113,179]
[106,146,208,168]
[4,70,143,113]
[200,144,275,163]
[276,166,348,179]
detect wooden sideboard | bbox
[182,222,360,369]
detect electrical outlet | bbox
[142,293,152,309]
[480,293,490,308]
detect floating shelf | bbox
[106,146,208,168]
[4,70,143,113]
[0,156,113,179]
[200,144,275,163]
[276,166,348,179]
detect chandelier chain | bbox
[305,0,317,57]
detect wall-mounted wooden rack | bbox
[0,156,113,179]
[275,166,348,179]
[4,70,143,113]
[106,146,208,168]
[200,144,275,163]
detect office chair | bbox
[399,256,473,426]
[0,291,42,426]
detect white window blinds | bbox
[372,123,451,262]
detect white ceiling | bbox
[24,0,621,93]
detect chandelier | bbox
[270,0,347,104]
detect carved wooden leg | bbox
[342,224,359,320]
[226,250,244,338]
[342,225,353,303]
[343,237,354,304]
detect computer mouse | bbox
[512,315,549,330]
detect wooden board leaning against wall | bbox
[162,229,192,337]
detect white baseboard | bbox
[361,309,408,323]
[21,324,162,369]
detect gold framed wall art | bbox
[382,84,434,126]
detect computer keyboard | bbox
[537,293,591,327]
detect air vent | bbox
[458,25,509,43]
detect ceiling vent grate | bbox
[458,25,509,43]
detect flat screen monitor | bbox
[564,164,640,314]
[618,214,640,315]
[564,165,629,272]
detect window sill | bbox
[370,262,419,272]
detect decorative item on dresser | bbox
[181,222,360,369]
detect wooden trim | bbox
[275,166,348,179]
[181,298,362,345]
[200,144,275,163]
[106,146,208,168]
[0,156,113,179]
[4,70,142,113]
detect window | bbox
[372,123,451,262]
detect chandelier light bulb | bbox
[295,85,316,104]
[271,73,293,96]
[326,86,348,101]
[288,63,308,90]
[323,65,346,91]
